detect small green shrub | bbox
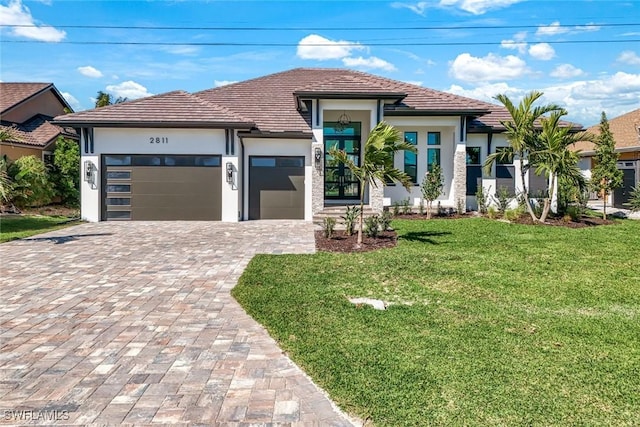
[392,202,400,217]
[380,210,393,231]
[475,185,488,214]
[493,186,512,215]
[51,137,80,207]
[401,198,412,215]
[364,215,380,238]
[322,217,336,238]
[487,205,499,219]
[624,185,640,212]
[341,205,361,236]
[504,208,521,221]
[418,199,425,215]
[566,205,581,222]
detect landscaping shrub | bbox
[493,186,512,215]
[380,210,393,231]
[8,155,55,208]
[475,185,488,214]
[401,198,412,215]
[364,215,380,238]
[624,185,640,212]
[322,217,336,238]
[51,137,80,207]
[487,205,498,219]
[341,205,360,236]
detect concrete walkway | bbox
[0,221,355,426]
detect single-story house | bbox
[573,108,640,208]
[54,68,559,222]
[1,83,78,163]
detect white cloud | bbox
[391,1,430,16]
[0,0,65,42]
[500,31,528,54]
[105,81,153,100]
[617,50,640,66]
[296,34,365,60]
[77,66,103,78]
[536,21,569,37]
[342,56,397,71]
[447,72,640,127]
[450,53,529,82]
[528,43,555,60]
[163,45,200,56]
[575,23,600,32]
[214,80,237,87]
[550,64,584,79]
[61,92,82,111]
[447,82,526,104]
[439,0,523,14]
[403,80,424,86]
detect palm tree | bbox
[95,91,128,108]
[484,91,565,222]
[329,121,416,246]
[531,112,593,222]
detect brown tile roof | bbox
[0,83,52,114]
[54,91,254,128]
[1,115,77,148]
[572,108,640,153]
[195,68,493,134]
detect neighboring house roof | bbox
[1,115,77,148]
[572,108,640,154]
[54,90,254,128]
[0,82,72,115]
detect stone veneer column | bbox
[370,178,384,214]
[311,141,324,215]
[453,145,467,213]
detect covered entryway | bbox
[248,156,305,219]
[102,154,222,220]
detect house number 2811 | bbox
[149,137,169,144]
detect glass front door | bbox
[324,122,361,199]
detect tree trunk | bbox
[602,191,607,220]
[539,175,555,223]
[426,200,432,219]
[356,181,366,247]
[520,157,538,222]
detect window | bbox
[105,184,131,193]
[495,147,513,164]
[404,132,418,184]
[427,132,441,172]
[105,155,131,166]
[106,171,131,179]
[466,147,481,165]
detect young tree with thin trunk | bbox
[421,163,443,219]
[483,91,565,222]
[590,112,623,220]
[329,122,416,246]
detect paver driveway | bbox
[0,221,355,426]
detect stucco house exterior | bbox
[54,68,554,222]
[1,83,77,163]
[573,108,640,208]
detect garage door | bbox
[249,156,305,220]
[614,167,637,209]
[102,155,222,220]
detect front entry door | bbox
[324,122,361,200]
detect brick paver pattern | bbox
[0,221,355,426]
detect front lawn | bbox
[0,215,79,243]
[233,218,640,426]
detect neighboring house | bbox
[0,82,78,163]
[54,68,566,222]
[573,108,640,208]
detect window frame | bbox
[403,131,418,184]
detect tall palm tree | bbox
[531,112,593,222]
[329,121,416,246]
[484,91,565,221]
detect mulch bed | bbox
[315,230,398,253]
[512,215,615,228]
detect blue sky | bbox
[1,0,639,127]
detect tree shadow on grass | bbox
[22,233,113,245]
[399,230,451,244]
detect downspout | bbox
[239,134,245,221]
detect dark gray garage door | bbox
[249,156,305,220]
[102,155,222,220]
[614,168,637,209]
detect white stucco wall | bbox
[384,117,460,207]
[80,127,230,222]
[241,138,313,221]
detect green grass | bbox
[233,218,640,426]
[0,215,79,243]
